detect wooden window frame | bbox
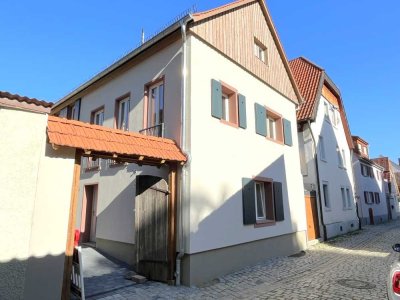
[254,38,268,65]
[90,105,105,125]
[265,107,283,144]
[253,176,275,227]
[143,76,165,130]
[114,93,130,131]
[219,81,239,128]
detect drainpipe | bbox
[307,120,327,241]
[175,15,192,286]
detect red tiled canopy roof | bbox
[47,116,187,163]
[289,57,323,121]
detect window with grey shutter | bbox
[238,94,247,129]
[283,118,292,146]
[211,79,222,119]
[242,178,256,225]
[255,103,266,136]
[273,181,284,221]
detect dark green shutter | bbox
[211,79,222,119]
[283,118,292,146]
[254,103,266,136]
[238,94,247,129]
[273,181,284,221]
[242,178,256,225]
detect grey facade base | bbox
[325,219,359,239]
[360,214,389,226]
[96,238,136,266]
[181,231,307,286]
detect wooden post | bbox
[167,164,177,284]
[61,150,82,299]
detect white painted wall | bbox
[301,94,358,237]
[187,36,307,254]
[75,39,183,246]
[352,157,387,223]
[0,108,75,300]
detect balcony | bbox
[139,123,164,138]
[82,157,100,172]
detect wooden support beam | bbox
[61,150,82,300]
[167,164,178,284]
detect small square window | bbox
[254,39,267,64]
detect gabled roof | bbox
[47,116,187,164]
[192,0,303,105]
[289,57,322,121]
[0,91,52,113]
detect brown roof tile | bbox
[289,57,323,121]
[47,116,187,163]
[0,91,53,108]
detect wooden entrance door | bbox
[305,194,320,241]
[135,176,169,282]
[81,185,98,243]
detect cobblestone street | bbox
[84,220,400,299]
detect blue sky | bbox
[1,0,399,161]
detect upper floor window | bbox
[322,182,330,208]
[254,39,267,64]
[220,84,238,125]
[341,187,352,209]
[361,164,374,178]
[115,95,130,131]
[58,99,81,120]
[324,102,329,119]
[91,107,104,126]
[147,81,164,128]
[266,110,283,142]
[319,136,326,161]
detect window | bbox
[369,192,374,203]
[211,79,246,128]
[330,108,340,126]
[242,178,284,225]
[361,164,373,177]
[341,187,346,209]
[115,95,129,130]
[346,188,352,208]
[324,102,329,120]
[323,182,330,208]
[91,107,104,126]
[357,143,362,153]
[337,146,343,167]
[365,191,375,204]
[57,99,81,120]
[254,39,267,63]
[374,192,380,204]
[147,81,164,128]
[266,110,283,142]
[319,136,326,161]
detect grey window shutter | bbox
[211,79,222,119]
[238,94,247,129]
[273,181,284,221]
[254,103,266,136]
[283,118,292,146]
[242,178,256,225]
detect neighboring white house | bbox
[351,136,387,225]
[290,57,359,240]
[51,0,307,286]
[0,92,77,300]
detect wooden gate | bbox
[135,176,170,282]
[305,193,320,241]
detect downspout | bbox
[307,120,327,241]
[176,15,192,286]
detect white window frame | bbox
[117,97,129,131]
[267,116,276,140]
[254,40,267,64]
[319,136,326,161]
[222,93,230,122]
[255,182,267,221]
[322,181,330,209]
[93,109,104,126]
[147,81,164,128]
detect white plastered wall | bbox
[0,108,75,300]
[75,39,183,245]
[187,35,306,254]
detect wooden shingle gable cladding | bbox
[189,0,299,104]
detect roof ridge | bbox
[193,0,254,17]
[0,91,53,108]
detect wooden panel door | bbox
[135,176,169,282]
[305,194,320,241]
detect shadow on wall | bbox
[0,254,66,300]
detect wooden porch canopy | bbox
[47,115,187,165]
[47,115,185,298]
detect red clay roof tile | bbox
[289,57,323,121]
[47,116,187,163]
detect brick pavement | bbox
[83,220,400,299]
